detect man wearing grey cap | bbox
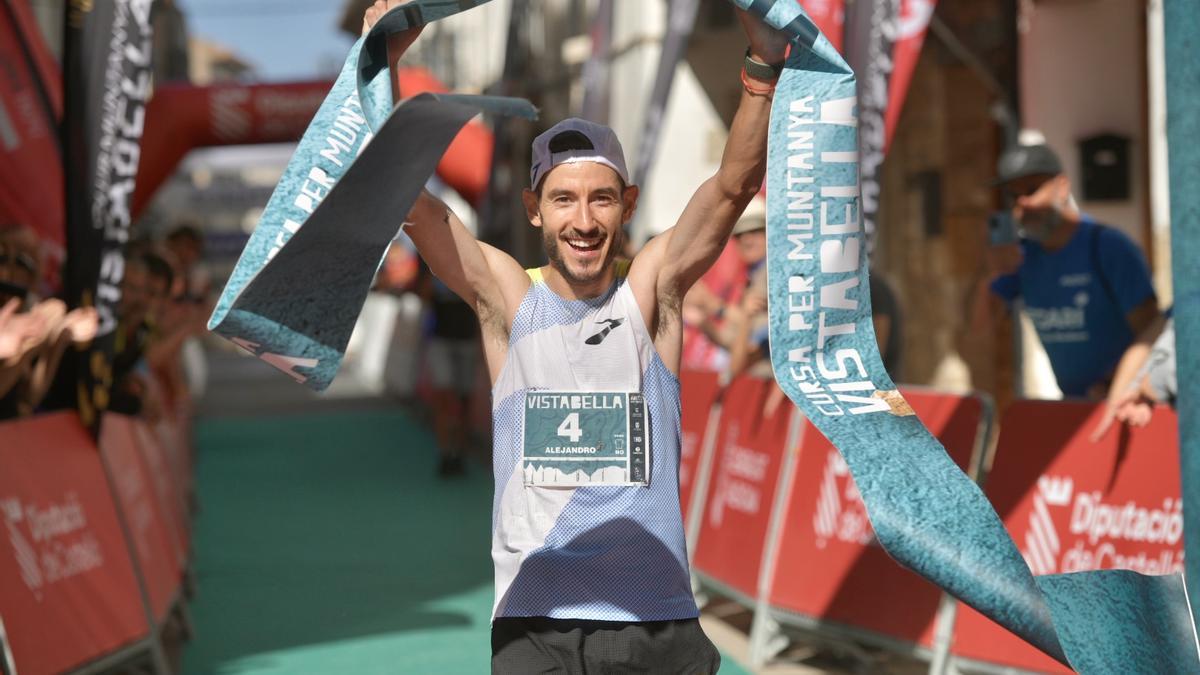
[975,139,1160,399]
[362,1,787,671]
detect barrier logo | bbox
[2,498,44,600]
[708,423,770,527]
[812,449,875,548]
[1020,475,1184,576]
[1021,476,1073,575]
[1,493,104,602]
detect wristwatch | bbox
[744,48,784,81]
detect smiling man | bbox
[363,2,787,671]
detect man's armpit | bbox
[654,286,682,340]
[474,292,510,341]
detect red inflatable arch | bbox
[132,67,495,218]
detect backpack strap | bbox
[1088,223,1122,312]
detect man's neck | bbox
[541,264,616,301]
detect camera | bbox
[987,210,1020,246]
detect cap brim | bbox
[989,170,1059,188]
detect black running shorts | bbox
[491,616,720,674]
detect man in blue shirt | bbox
[978,142,1160,398]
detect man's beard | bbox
[1021,208,1062,243]
[542,225,620,286]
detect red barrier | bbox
[692,376,797,599]
[100,415,184,621]
[765,389,985,649]
[131,419,191,557]
[0,413,149,675]
[679,369,723,524]
[950,401,1181,673]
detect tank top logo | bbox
[584,318,625,345]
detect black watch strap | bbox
[743,47,784,81]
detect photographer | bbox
[972,140,1160,399]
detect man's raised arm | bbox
[639,10,789,297]
[362,1,528,338]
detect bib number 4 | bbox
[557,412,583,443]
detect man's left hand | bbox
[736,8,790,66]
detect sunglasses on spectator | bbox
[0,249,37,275]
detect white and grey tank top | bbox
[490,262,697,621]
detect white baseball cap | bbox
[529,118,630,190]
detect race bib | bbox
[522,391,649,487]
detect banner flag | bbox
[735,0,1199,670]
[797,0,844,53]
[884,0,936,147]
[479,0,532,249]
[0,0,65,260]
[208,0,535,390]
[1164,0,1200,627]
[844,0,936,251]
[630,0,700,194]
[579,0,614,124]
[60,0,155,425]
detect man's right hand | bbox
[362,0,425,59]
[985,242,1021,277]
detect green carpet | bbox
[183,410,750,674]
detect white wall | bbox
[413,0,512,94]
[1020,0,1146,246]
[611,1,727,241]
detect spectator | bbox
[164,223,211,302]
[0,224,39,307]
[683,196,769,377]
[973,140,1160,398]
[108,251,174,417]
[685,199,903,384]
[0,298,48,418]
[0,224,97,419]
[417,260,480,477]
[870,273,904,381]
[160,225,214,404]
[1091,313,1176,439]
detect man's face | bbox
[524,162,636,287]
[119,264,169,324]
[168,238,200,271]
[1006,173,1069,242]
[734,229,766,266]
[0,227,40,303]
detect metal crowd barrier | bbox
[682,370,1182,674]
[0,409,195,675]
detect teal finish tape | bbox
[735,0,1199,670]
[1164,0,1200,640]
[209,0,534,390]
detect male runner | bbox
[363,2,788,671]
